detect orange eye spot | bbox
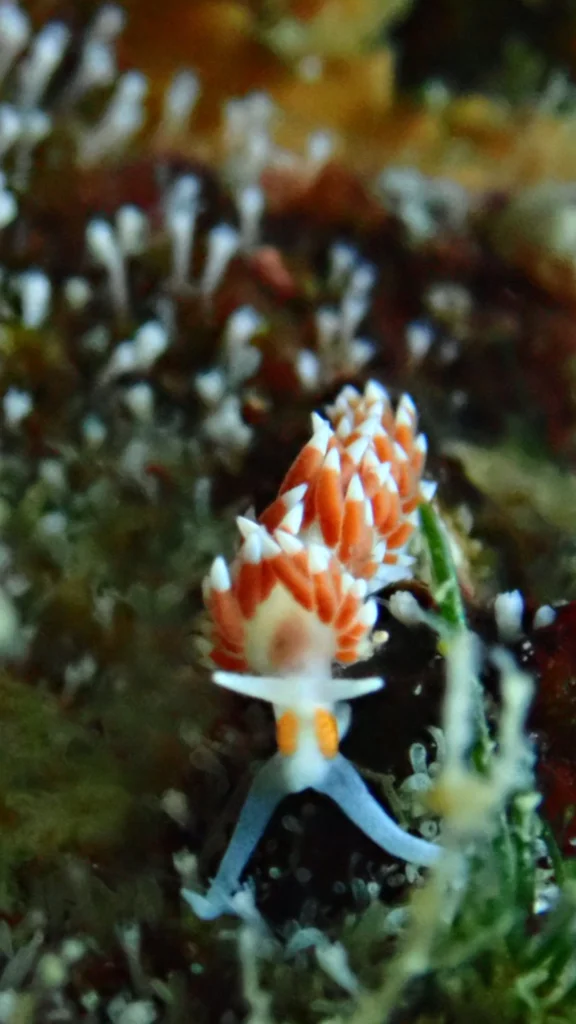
[314,709,338,758]
[276,710,299,756]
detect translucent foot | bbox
[182,754,286,920]
[314,754,441,867]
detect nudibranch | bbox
[183,380,440,921]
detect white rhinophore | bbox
[17,269,51,329]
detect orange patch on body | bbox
[314,709,339,758]
[276,710,299,756]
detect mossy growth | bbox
[0,671,130,909]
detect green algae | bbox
[0,672,130,909]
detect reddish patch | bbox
[531,602,576,851]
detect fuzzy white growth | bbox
[18,106,50,148]
[39,458,66,493]
[133,321,168,367]
[101,322,168,382]
[17,21,70,110]
[327,246,354,294]
[37,510,67,539]
[388,590,426,627]
[490,648,534,796]
[0,3,29,87]
[0,104,21,160]
[160,69,199,139]
[316,307,339,352]
[236,185,264,249]
[407,320,434,361]
[379,167,470,243]
[195,368,226,406]
[82,414,107,448]
[79,70,148,165]
[88,4,126,44]
[201,224,239,297]
[3,387,32,427]
[307,129,335,167]
[494,589,524,642]
[295,348,320,390]
[533,604,556,629]
[165,175,201,287]
[349,263,376,296]
[0,584,19,655]
[224,92,275,186]
[64,276,92,310]
[61,39,116,108]
[223,306,263,385]
[441,630,482,779]
[123,382,154,422]
[203,395,252,452]
[86,218,128,317]
[0,172,17,228]
[102,340,138,378]
[116,206,148,256]
[338,294,367,347]
[17,269,51,329]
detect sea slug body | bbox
[183,380,440,920]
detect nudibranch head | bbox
[206,520,378,677]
